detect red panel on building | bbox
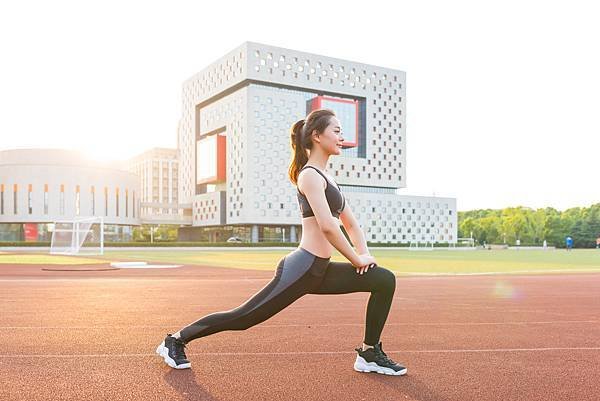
[309,96,359,148]
[24,224,38,242]
[216,133,226,181]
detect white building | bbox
[0,149,140,241]
[127,148,190,225]
[176,42,457,243]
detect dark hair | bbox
[288,109,336,185]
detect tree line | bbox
[458,203,600,248]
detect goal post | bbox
[457,237,475,248]
[50,217,104,255]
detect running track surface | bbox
[1,263,599,401]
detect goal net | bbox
[457,237,475,248]
[50,217,104,255]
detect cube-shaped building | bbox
[177,42,456,243]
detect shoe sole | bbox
[354,356,407,376]
[156,341,191,370]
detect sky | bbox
[1,0,599,211]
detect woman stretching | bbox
[156,108,407,375]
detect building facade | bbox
[127,148,190,225]
[177,42,457,243]
[0,149,140,241]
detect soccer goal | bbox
[457,237,475,248]
[50,217,104,255]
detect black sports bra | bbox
[296,165,346,218]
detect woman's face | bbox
[315,117,344,155]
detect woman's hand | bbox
[353,253,377,275]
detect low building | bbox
[0,148,140,241]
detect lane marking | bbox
[2,347,600,358]
[399,269,600,276]
[2,269,600,283]
[0,320,598,329]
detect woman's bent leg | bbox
[178,248,330,343]
[308,262,396,346]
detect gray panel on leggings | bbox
[252,248,314,309]
[279,248,315,286]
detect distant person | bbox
[596,236,600,249]
[543,239,547,249]
[516,239,520,248]
[565,236,573,251]
[156,109,406,375]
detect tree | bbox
[458,203,600,248]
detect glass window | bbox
[91,186,95,215]
[13,184,18,215]
[28,185,33,215]
[75,189,80,216]
[44,185,48,215]
[197,135,217,182]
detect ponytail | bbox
[288,119,309,185]
[287,109,336,185]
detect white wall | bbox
[0,149,140,225]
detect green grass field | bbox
[1,248,599,275]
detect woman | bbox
[156,108,407,376]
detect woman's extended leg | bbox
[308,261,397,346]
[178,250,329,342]
[156,248,330,369]
[156,247,331,369]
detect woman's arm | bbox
[338,200,369,255]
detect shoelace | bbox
[356,346,397,366]
[373,347,397,366]
[172,339,188,359]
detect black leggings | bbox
[179,247,396,346]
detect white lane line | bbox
[0,320,597,329]
[399,269,600,276]
[3,269,600,283]
[2,347,600,358]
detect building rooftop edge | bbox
[245,41,407,75]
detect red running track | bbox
[1,263,599,401]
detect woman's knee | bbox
[373,267,396,294]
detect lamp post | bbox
[149,225,158,243]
